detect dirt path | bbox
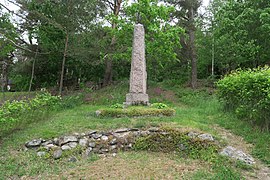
[213,125,270,180]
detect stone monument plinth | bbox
[125,24,149,106]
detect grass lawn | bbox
[0,83,269,179]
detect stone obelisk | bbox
[125,24,149,106]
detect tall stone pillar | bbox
[125,24,149,106]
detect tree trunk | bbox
[59,32,69,96]
[29,48,38,92]
[1,60,6,101]
[189,7,197,89]
[102,0,122,87]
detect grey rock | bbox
[73,132,80,136]
[68,156,77,162]
[130,128,139,131]
[79,138,88,147]
[53,138,60,145]
[179,144,187,151]
[68,142,78,149]
[198,134,214,141]
[37,151,46,157]
[95,110,102,116]
[92,148,99,153]
[110,145,117,151]
[59,136,78,145]
[101,135,109,141]
[89,142,96,148]
[148,127,160,132]
[187,132,199,138]
[25,139,42,148]
[41,140,53,146]
[100,148,109,153]
[160,132,170,135]
[115,128,129,133]
[113,132,131,138]
[87,130,97,136]
[92,133,102,139]
[53,149,62,159]
[140,131,150,137]
[220,146,255,165]
[127,143,132,148]
[61,144,71,151]
[81,133,86,137]
[44,144,57,150]
[110,138,117,145]
[85,147,93,156]
[112,153,117,157]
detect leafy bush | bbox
[151,103,168,109]
[0,92,61,137]
[216,66,270,130]
[110,103,123,109]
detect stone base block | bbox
[124,93,149,106]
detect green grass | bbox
[0,82,269,179]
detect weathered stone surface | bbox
[179,144,187,151]
[101,135,109,141]
[110,145,117,151]
[220,146,255,165]
[59,136,78,145]
[89,142,96,148]
[25,139,42,148]
[85,147,93,156]
[53,149,62,159]
[79,138,88,147]
[68,156,77,162]
[37,151,46,157]
[95,110,102,116]
[115,128,129,133]
[86,130,97,136]
[113,132,131,139]
[125,24,149,106]
[44,144,57,150]
[68,142,78,149]
[198,134,214,141]
[110,138,117,145]
[61,144,71,151]
[41,140,53,146]
[92,133,102,139]
[53,138,59,146]
[148,127,160,132]
[187,132,199,138]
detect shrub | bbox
[0,92,61,137]
[216,66,270,130]
[151,103,168,109]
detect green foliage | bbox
[110,103,123,109]
[151,103,168,109]
[133,128,219,160]
[216,66,270,129]
[98,106,175,118]
[60,93,84,109]
[0,92,60,137]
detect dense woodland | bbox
[0,0,270,94]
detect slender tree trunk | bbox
[1,60,6,101]
[103,0,122,87]
[189,8,197,89]
[59,32,69,96]
[29,48,38,92]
